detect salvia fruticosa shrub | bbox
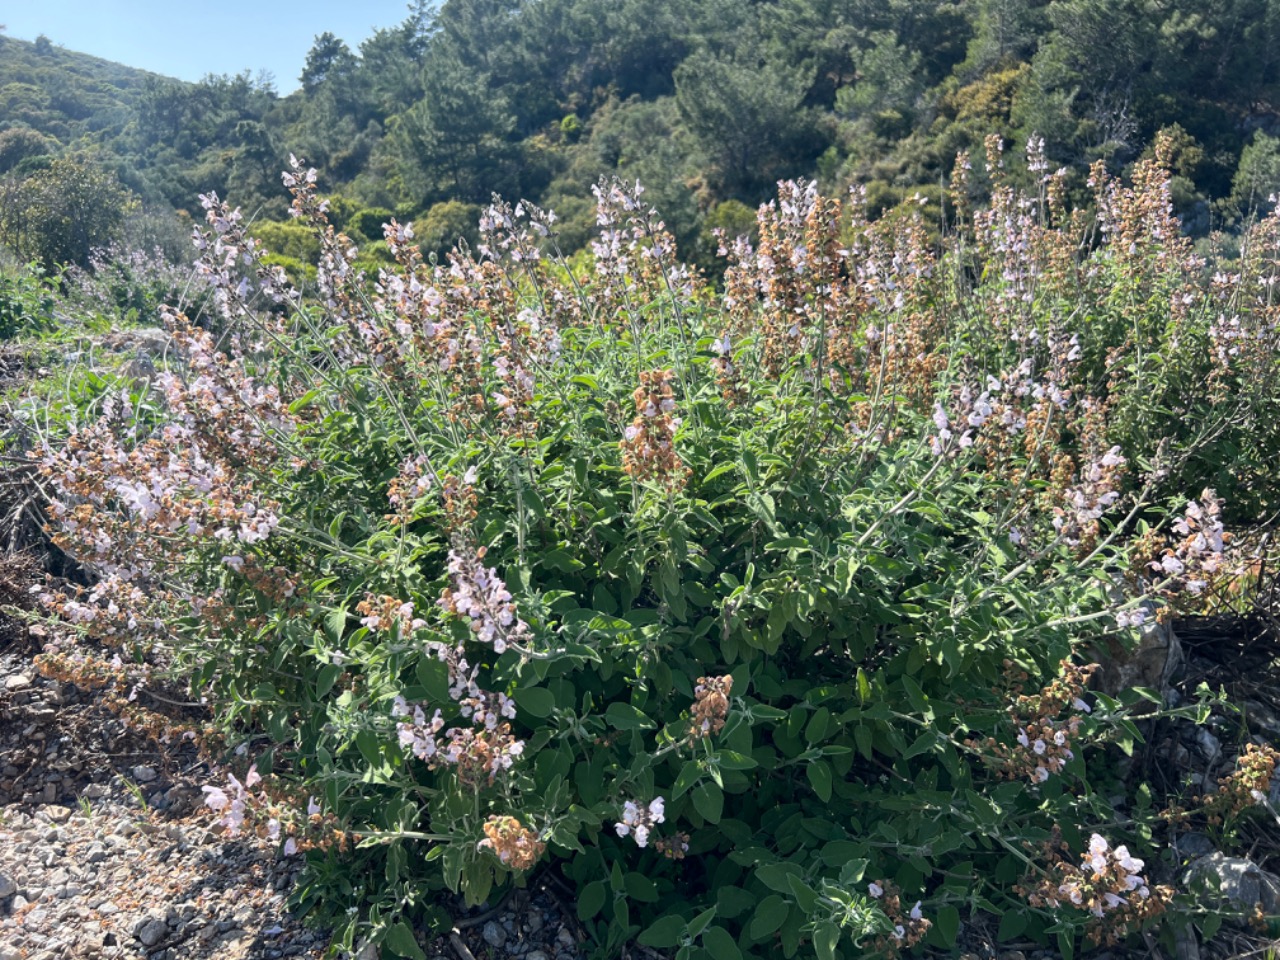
[62,240,212,327]
[30,134,1280,959]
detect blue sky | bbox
[2,0,416,92]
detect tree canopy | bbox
[5,0,1280,267]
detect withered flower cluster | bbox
[973,659,1098,785]
[1019,831,1171,946]
[479,815,545,871]
[866,880,932,957]
[688,675,733,742]
[620,369,688,492]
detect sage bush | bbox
[34,136,1280,959]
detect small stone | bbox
[998,953,1027,960]
[97,903,119,916]
[1195,728,1222,763]
[1176,833,1216,859]
[4,675,31,692]
[135,916,168,947]
[556,926,575,947]
[527,952,548,960]
[42,805,71,823]
[482,920,507,948]
[132,766,158,783]
[527,913,543,934]
[0,874,15,899]
[41,783,56,804]
[13,895,29,910]
[1185,853,1280,913]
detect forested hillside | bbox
[6,0,1280,270]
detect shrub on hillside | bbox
[412,200,482,260]
[349,206,396,242]
[34,141,1280,959]
[62,241,209,326]
[0,156,137,269]
[0,261,55,340]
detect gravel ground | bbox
[0,626,329,960]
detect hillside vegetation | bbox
[6,0,1280,268]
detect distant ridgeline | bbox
[4,0,1280,265]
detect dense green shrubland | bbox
[8,0,1280,272]
[30,140,1280,960]
[0,261,55,340]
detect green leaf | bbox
[750,896,790,939]
[901,675,931,717]
[625,872,659,902]
[998,910,1027,941]
[356,729,381,768]
[756,863,802,893]
[854,724,873,758]
[686,906,718,938]
[785,874,819,913]
[717,750,758,770]
[766,537,808,551]
[701,926,741,960]
[639,914,686,948]
[673,760,702,799]
[806,760,833,802]
[514,686,555,718]
[416,658,451,704]
[692,782,724,823]
[577,881,607,921]
[324,607,347,643]
[805,707,831,744]
[541,549,586,572]
[766,600,789,642]
[288,389,321,414]
[327,513,347,542]
[385,921,425,960]
[716,886,758,919]
[605,701,655,731]
[813,921,839,960]
[703,463,737,483]
[904,732,937,759]
[934,906,960,947]
[315,664,341,699]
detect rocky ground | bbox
[0,603,329,960]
